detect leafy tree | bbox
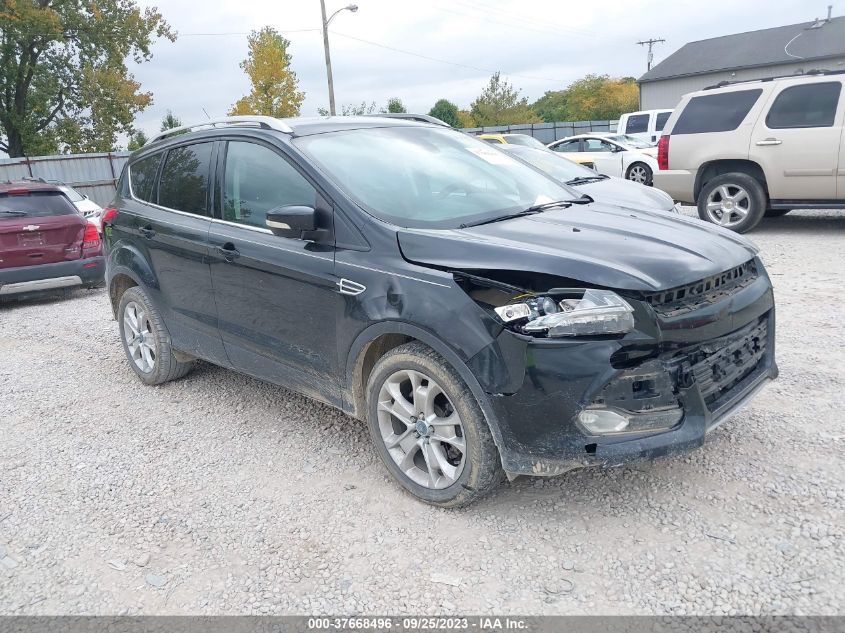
[456,110,476,129]
[127,130,149,151]
[428,99,461,128]
[469,72,541,127]
[386,97,406,114]
[160,110,182,131]
[229,27,304,118]
[533,75,639,122]
[0,0,174,157]
[317,102,378,116]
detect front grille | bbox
[674,319,768,408]
[644,260,759,317]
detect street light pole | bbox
[320,1,358,116]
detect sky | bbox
[129,0,843,138]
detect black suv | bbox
[104,116,777,507]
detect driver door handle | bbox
[756,138,782,146]
[216,243,241,261]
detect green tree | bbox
[160,110,181,131]
[456,110,476,128]
[428,99,461,127]
[386,97,406,113]
[0,0,175,157]
[470,72,541,127]
[317,102,378,116]
[127,129,149,151]
[229,27,304,118]
[533,75,639,122]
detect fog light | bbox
[578,409,630,434]
[577,407,684,436]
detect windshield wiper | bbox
[0,210,27,216]
[459,200,573,228]
[565,175,609,185]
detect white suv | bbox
[654,71,845,233]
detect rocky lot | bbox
[1,209,843,615]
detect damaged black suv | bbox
[104,115,777,507]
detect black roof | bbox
[640,16,845,83]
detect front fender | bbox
[344,320,509,459]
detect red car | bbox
[0,180,104,298]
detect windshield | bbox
[608,134,654,149]
[503,146,599,182]
[295,126,578,229]
[503,134,547,149]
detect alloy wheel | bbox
[376,369,466,489]
[123,301,156,373]
[706,184,751,228]
[628,164,649,184]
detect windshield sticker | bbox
[466,146,511,165]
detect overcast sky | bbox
[130,0,842,138]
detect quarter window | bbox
[673,89,763,134]
[766,82,841,129]
[158,143,213,215]
[223,142,317,229]
[129,154,162,202]
[625,114,649,134]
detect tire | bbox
[697,173,767,234]
[765,208,791,218]
[626,162,653,186]
[366,342,504,508]
[118,286,194,385]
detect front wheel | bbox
[366,343,503,508]
[697,173,767,233]
[626,162,653,186]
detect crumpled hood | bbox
[398,202,758,292]
[578,177,675,212]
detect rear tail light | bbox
[657,135,669,170]
[82,222,100,248]
[101,206,118,226]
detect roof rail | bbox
[364,113,451,127]
[146,116,293,146]
[703,68,845,90]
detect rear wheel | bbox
[118,286,194,385]
[626,162,653,185]
[697,173,766,233]
[366,342,503,507]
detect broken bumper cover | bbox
[475,276,777,478]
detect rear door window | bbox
[655,111,671,131]
[766,82,842,129]
[222,141,317,230]
[625,114,649,134]
[673,89,763,134]
[158,143,214,215]
[551,140,581,152]
[0,191,78,217]
[130,154,162,202]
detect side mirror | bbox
[266,205,317,238]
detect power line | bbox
[329,30,562,83]
[450,0,595,38]
[637,38,665,71]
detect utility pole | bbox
[320,2,358,116]
[320,0,336,116]
[637,38,665,71]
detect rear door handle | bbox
[216,243,241,261]
[139,225,156,239]
[755,138,782,146]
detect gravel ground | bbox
[1,209,843,616]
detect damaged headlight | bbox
[494,289,635,337]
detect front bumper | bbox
[0,256,104,296]
[653,169,697,204]
[471,269,777,478]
